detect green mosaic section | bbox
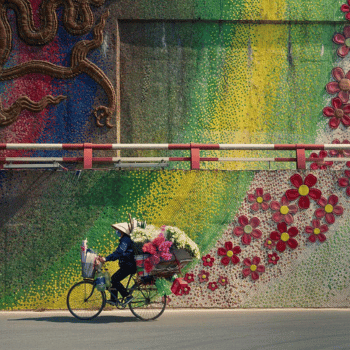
[0,170,253,309]
[113,0,345,20]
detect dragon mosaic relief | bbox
[0,0,116,128]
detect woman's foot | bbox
[106,299,118,306]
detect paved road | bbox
[1,309,350,350]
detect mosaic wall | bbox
[1,0,350,309]
[1,168,350,309]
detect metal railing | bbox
[1,142,350,170]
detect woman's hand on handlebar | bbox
[97,256,106,264]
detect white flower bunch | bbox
[164,226,200,259]
[130,224,200,259]
[131,224,160,243]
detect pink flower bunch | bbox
[142,233,173,273]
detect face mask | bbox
[116,230,121,238]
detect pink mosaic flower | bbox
[208,282,218,291]
[184,273,195,283]
[264,238,276,250]
[270,195,298,224]
[270,222,299,252]
[268,252,280,265]
[341,1,350,20]
[242,256,265,280]
[305,219,328,243]
[198,270,210,283]
[315,195,343,224]
[329,139,350,157]
[247,187,271,211]
[323,98,350,129]
[309,151,333,170]
[326,67,350,103]
[338,170,350,196]
[217,276,229,286]
[233,215,262,245]
[201,254,215,267]
[333,26,350,57]
[217,242,241,266]
[285,173,321,209]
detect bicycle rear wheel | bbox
[67,280,106,320]
[128,283,166,321]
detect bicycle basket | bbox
[151,248,193,278]
[81,261,96,278]
[81,249,98,279]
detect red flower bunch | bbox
[142,233,173,273]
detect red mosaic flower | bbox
[326,67,350,103]
[305,219,328,243]
[309,151,333,170]
[268,252,280,265]
[270,222,299,252]
[217,276,229,286]
[247,187,271,211]
[323,98,350,129]
[333,26,350,57]
[338,170,350,196]
[315,195,343,224]
[264,238,276,250]
[208,281,218,291]
[217,242,241,266]
[201,254,215,267]
[270,195,298,224]
[329,139,350,157]
[198,270,210,283]
[341,1,350,20]
[184,273,195,283]
[182,285,191,295]
[285,174,321,209]
[242,256,265,280]
[233,215,262,245]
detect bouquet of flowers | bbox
[131,224,200,260]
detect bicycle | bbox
[66,273,166,321]
[68,233,192,321]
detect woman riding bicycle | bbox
[97,220,137,306]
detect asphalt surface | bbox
[1,309,350,350]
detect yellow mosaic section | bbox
[203,21,288,169]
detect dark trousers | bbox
[110,262,137,299]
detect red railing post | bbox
[190,143,200,170]
[83,143,93,169]
[296,148,306,169]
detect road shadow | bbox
[8,315,141,324]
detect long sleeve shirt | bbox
[105,235,135,266]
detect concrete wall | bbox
[1,0,350,309]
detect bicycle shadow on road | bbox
[8,315,141,324]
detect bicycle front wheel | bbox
[67,280,106,320]
[128,284,166,321]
